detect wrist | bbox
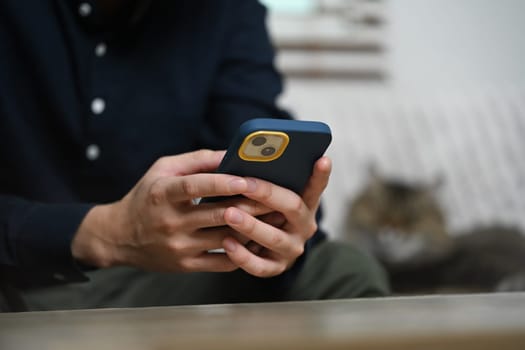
[71,203,124,268]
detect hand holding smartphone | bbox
[203,118,332,272]
[203,118,331,256]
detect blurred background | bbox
[261,0,525,241]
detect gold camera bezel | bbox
[238,131,290,162]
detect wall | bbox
[275,0,525,238]
[388,0,525,89]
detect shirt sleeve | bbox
[0,194,92,287]
[199,0,327,285]
[198,0,293,150]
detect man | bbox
[0,0,388,311]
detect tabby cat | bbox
[346,166,525,294]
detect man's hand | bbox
[71,150,269,273]
[221,156,332,277]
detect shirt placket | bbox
[78,1,108,163]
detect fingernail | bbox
[223,238,237,252]
[229,179,246,192]
[227,209,243,225]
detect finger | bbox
[241,178,310,228]
[219,197,273,217]
[154,150,226,176]
[196,226,251,247]
[182,253,238,273]
[222,237,287,278]
[198,226,261,253]
[179,198,272,229]
[301,156,332,210]
[165,173,256,202]
[224,207,303,257]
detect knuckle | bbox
[269,232,284,248]
[290,196,304,213]
[276,263,287,276]
[210,175,221,194]
[258,182,273,201]
[237,199,264,216]
[195,149,214,159]
[293,243,305,257]
[178,258,195,272]
[154,156,169,168]
[235,250,252,267]
[249,200,260,213]
[252,262,268,278]
[180,178,198,198]
[192,149,215,165]
[308,220,318,235]
[167,237,191,255]
[210,208,226,226]
[155,216,174,233]
[154,212,184,233]
[148,179,166,205]
[241,215,257,235]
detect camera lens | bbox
[251,136,266,146]
[261,146,276,156]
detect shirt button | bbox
[95,43,107,57]
[86,144,100,161]
[78,3,92,17]
[91,98,105,115]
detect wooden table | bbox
[1,293,525,350]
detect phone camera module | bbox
[241,131,289,161]
[261,146,276,156]
[251,136,267,146]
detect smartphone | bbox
[210,118,332,197]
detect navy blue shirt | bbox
[0,0,325,287]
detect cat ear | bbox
[366,162,385,194]
[367,162,381,182]
[429,174,445,192]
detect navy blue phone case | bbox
[215,118,332,194]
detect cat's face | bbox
[347,171,451,267]
[350,178,444,234]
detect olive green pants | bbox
[21,241,389,311]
